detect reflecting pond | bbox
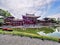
[37,27,60,38]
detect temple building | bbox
[4,16,23,26]
[22,13,40,24]
[4,13,55,26]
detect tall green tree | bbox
[0,9,11,17]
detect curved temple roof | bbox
[22,13,40,18]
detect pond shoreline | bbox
[0,27,59,42]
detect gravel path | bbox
[0,34,60,45]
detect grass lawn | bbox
[0,27,59,42]
[12,27,54,34]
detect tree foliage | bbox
[0,9,11,17]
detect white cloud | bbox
[0,0,56,19]
[47,13,60,18]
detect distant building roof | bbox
[7,16,14,18]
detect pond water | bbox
[37,27,60,38]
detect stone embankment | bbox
[0,34,60,45]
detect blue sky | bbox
[46,0,60,15]
[45,0,60,18]
[0,0,60,19]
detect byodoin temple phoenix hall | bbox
[4,13,55,26]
